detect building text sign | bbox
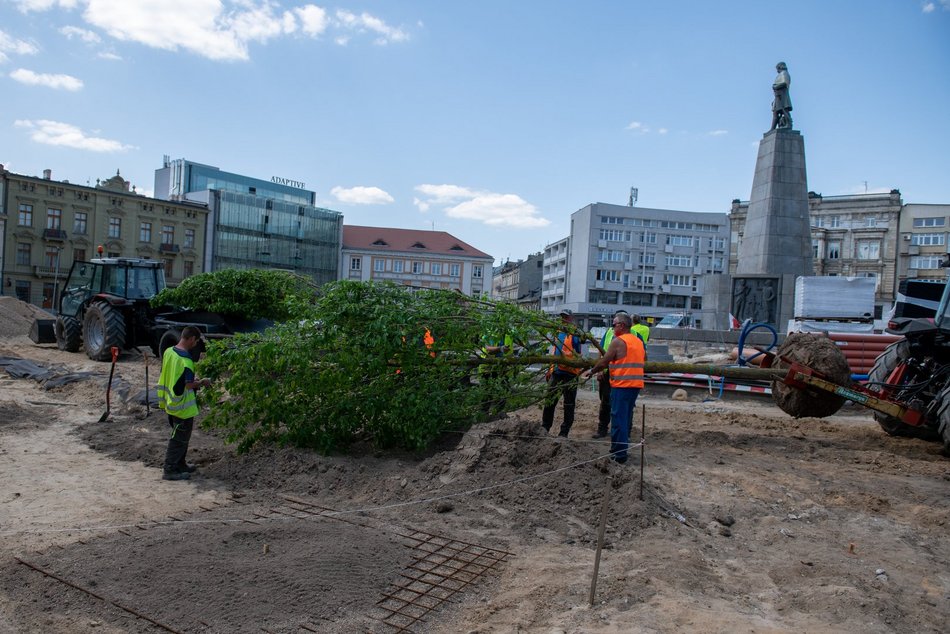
[271,176,306,189]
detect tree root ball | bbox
[771,333,852,418]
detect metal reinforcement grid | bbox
[13,493,512,633]
[375,531,514,633]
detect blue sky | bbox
[2,0,949,265]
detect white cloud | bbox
[0,30,39,62]
[14,119,134,152]
[295,5,329,36]
[658,128,668,135]
[18,1,409,61]
[922,0,950,11]
[10,68,84,90]
[97,50,122,60]
[626,121,649,133]
[60,25,101,43]
[330,185,394,205]
[414,184,549,229]
[335,9,409,44]
[708,129,728,136]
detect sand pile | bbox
[0,296,53,338]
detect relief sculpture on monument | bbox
[732,277,780,325]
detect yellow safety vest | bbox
[157,347,199,419]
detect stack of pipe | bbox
[825,333,903,376]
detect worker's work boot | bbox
[162,470,191,481]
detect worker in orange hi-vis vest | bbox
[541,309,583,438]
[583,312,645,464]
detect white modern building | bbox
[542,202,729,329]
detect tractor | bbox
[34,257,266,361]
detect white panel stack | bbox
[794,276,876,319]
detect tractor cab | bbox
[59,258,166,318]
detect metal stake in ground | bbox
[98,346,119,423]
[639,405,646,502]
[142,348,150,415]
[588,475,613,606]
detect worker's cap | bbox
[559,308,573,317]
[614,309,629,316]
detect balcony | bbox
[159,243,180,254]
[43,228,68,241]
[33,265,66,279]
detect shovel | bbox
[98,346,119,423]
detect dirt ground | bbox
[1,318,948,633]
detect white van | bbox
[653,313,695,329]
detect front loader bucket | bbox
[29,318,56,344]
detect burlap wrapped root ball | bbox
[771,333,852,418]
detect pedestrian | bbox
[582,313,645,464]
[157,326,211,481]
[631,314,651,345]
[541,309,583,437]
[594,310,628,439]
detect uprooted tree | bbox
[196,278,603,454]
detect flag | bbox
[728,313,741,330]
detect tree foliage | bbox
[151,268,314,321]
[198,281,599,454]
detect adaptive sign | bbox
[271,176,306,189]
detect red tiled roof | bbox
[342,225,492,259]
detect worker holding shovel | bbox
[157,326,211,481]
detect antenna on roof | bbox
[628,187,638,207]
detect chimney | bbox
[43,169,52,180]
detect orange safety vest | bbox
[609,333,645,388]
[554,333,581,375]
[423,329,435,358]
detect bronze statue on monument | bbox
[770,61,793,131]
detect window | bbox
[431,262,442,275]
[184,228,195,248]
[638,252,656,265]
[598,250,627,263]
[601,216,626,225]
[73,249,86,262]
[828,216,841,228]
[473,265,483,278]
[711,237,725,250]
[866,217,877,228]
[46,208,62,230]
[162,225,175,244]
[43,282,55,309]
[663,274,692,286]
[666,255,692,267]
[913,217,945,228]
[827,241,841,259]
[350,257,362,271]
[910,255,943,270]
[140,222,152,242]
[912,233,945,246]
[393,260,404,273]
[636,274,654,285]
[660,221,692,230]
[856,240,880,260]
[15,280,30,303]
[596,269,621,282]
[712,257,724,270]
[640,232,657,244]
[811,216,823,228]
[411,261,423,274]
[16,242,31,266]
[667,235,693,247]
[18,204,33,226]
[374,259,385,272]
[163,259,174,278]
[108,217,121,239]
[812,239,819,258]
[450,263,460,277]
[598,229,630,242]
[183,261,194,278]
[44,247,60,268]
[73,212,87,234]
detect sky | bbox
[1,0,949,265]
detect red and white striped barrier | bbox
[645,372,772,395]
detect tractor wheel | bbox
[867,340,911,436]
[771,332,851,418]
[83,302,127,361]
[866,340,939,440]
[937,384,950,456]
[55,315,82,352]
[158,329,181,364]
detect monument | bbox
[704,62,813,330]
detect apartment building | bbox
[0,165,209,307]
[341,226,493,296]
[897,203,950,282]
[542,202,729,329]
[492,252,543,309]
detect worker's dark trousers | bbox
[542,372,578,436]
[164,415,194,473]
[596,373,611,435]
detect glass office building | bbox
[155,158,342,285]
